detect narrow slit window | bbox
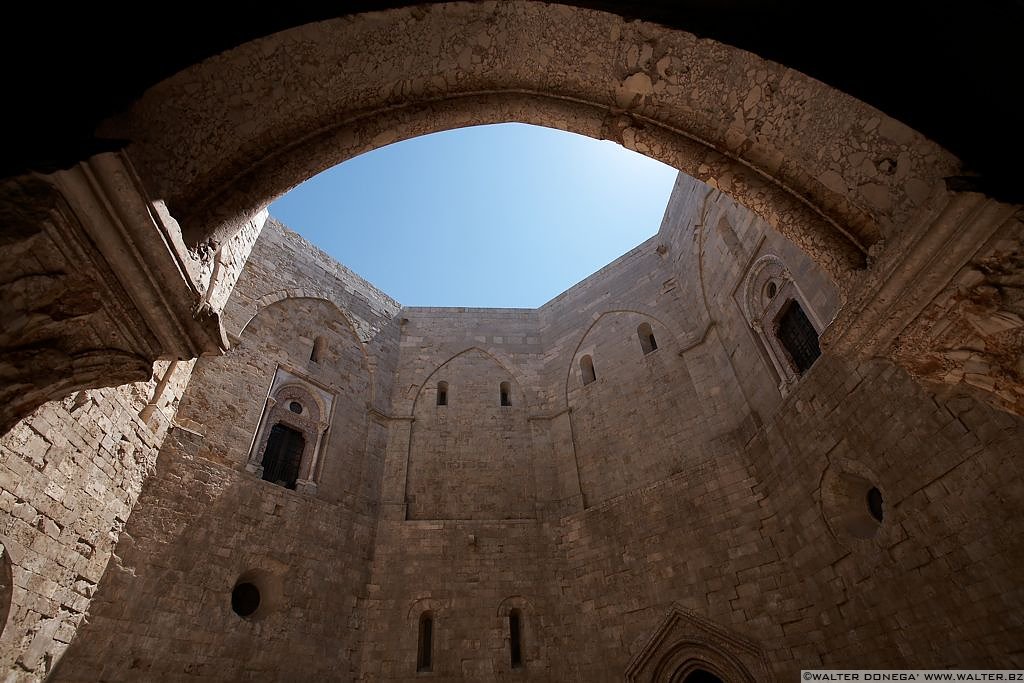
[509,609,523,669]
[637,323,658,355]
[310,335,327,363]
[580,355,596,385]
[436,381,448,406]
[500,381,511,407]
[417,612,433,672]
[261,423,305,489]
[776,300,821,373]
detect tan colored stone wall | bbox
[0,361,191,680]
[52,433,375,681]
[407,348,535,520]
[40,173,1024,682]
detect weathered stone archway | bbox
[3,0,1021,432]
[116,1,953,280]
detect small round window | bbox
[288,401,302,414]
[766,281,778,299]
[232,582,261,617]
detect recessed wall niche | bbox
[820,459,889,544]
[230,569,283,621]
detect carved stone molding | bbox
[824,191,1023,416]
[0,152,239,434]
[892,213,1024,415]
[625,605,772,682]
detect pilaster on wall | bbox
[0,153,266,435]
[378,414,414,520]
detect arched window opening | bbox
[683,669,724,683]
[436,381,448,406]
[500,381,511,407]
[261,423,305,489]
[867,486,884,523]
[509,609,523,669]
[417,612,433,672]
[310,335,327,363]
[580,355,596,385]
[637,323,658,355]
[0,542,12,639]
[776,300,821,373]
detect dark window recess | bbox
[683,670,724,683]
[500,381,511,407]
[509,609,523,669]
[311,335,326,362]
[288,401,302,414]
[437,381,448,406]
[261,424,305,489]
[867,486,884,522]
[231,582,260,617]
[580,355,596,385]
[776,301,821,373]
[637,323,658,355]
[0,542,12,639]
[417,613,433,672]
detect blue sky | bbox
[269,123,677,308]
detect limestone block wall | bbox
[221,218,402,418]
[52,433,376,681]
[395,308,546,521]
[0,361,193,681]
[28,171,1024,682]
[407,348,535,520]
[661,173,843,426]
[748,354,1024,670]
[175,296,375,506]
[358,519,565,680]
[544,352,1024,679]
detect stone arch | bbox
[408,346,528,417]
[241,292,369,350]
[564,309,684,403]
[625,605,772,682]
[237,294,372,399]
[405,347,535,520]
[112,3,958,285]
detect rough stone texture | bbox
[113,1,960,281]
[32,172,1023,682]
[0,360,193,681]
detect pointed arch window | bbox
[637,323,658,354]
[580,355,596,385]
[500,381,511,407]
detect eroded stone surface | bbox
[25,175,1021,681]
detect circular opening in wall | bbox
[867,486,884,522]
[766,281,777,299]
[288,401,303,414]
[230,569,283,621]
[232,582,261,617]
[821,466,886,542]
